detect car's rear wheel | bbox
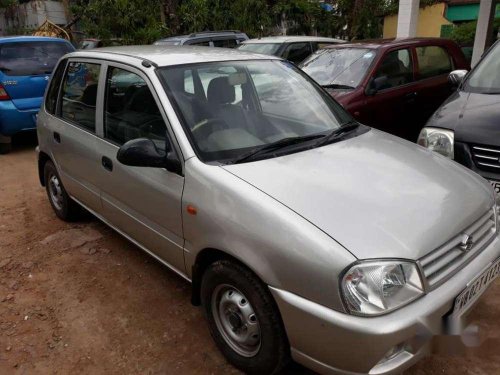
[201,259,290,374]
[44,161,80,221]
[0,140,11,154]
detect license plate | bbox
[452,258,500,316]
[490,180,500,196]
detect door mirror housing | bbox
[117,138,182,174]
[366,76,388,96]
[448,70,468,87]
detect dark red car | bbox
[301,38,469,141]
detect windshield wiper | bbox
[313,121,360,148]
[230,134,324,164]
[322,83,355,90]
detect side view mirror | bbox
[117,138,182,175]
[366,76,388,96]
[448,70,468,86]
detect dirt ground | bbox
[1,135,500,375]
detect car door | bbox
[360,47,420,140]
[413,44,455,126]
[43,59,104,212]
[94,62,186,274]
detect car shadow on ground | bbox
[10,131,39,154]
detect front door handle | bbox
[53,132,61,143]
[404,92,418,100]
[102,156,113,172]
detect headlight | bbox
[417,127,454,159]
[341,260,425,316]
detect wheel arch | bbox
[191,248,266,307]
[38,151,52,186]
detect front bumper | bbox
[270,235,500,375]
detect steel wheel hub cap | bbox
[48,174,64,211]
[211,284,261,357]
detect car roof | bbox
[242,36,345,44]
[65,45,280,67]
[323,37,455,50]
[0,36,71,44]
[157,30,248,42]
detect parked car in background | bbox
[418,40,500,198]
[237,36,344,64]
[301,38,469,141]
[154,30,248,48]
[79,38,123,49]
[37,46,500,375]
[0,36,75,154]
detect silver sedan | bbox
[36,46,500,374]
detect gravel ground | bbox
[1,135,499,375]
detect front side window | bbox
[160,60,351,163]
[0,41,73,76]
[213,38,238,48]
[60,62,101,132]
[46,59,68,115]
[189,40,210,46]
[464,42,500,94]
[416,46,452,79]
[282,43,312,64]
[301,48,376,88]
[104,67,166,148]
[372,49,413,90]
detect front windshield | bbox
[237,43,281,56]
[301,48,376,88]
[159,60,351,163]
[465,42,500,94]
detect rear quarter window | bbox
[0,41,74,76]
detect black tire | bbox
[201,259,290,374]
[0,142,11,154]
[44,160,81,221]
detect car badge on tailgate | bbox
[3,80,17,85]
[459,234,474,252]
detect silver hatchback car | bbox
[37,47,500,375]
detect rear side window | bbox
[60,62,101,132]
[213,38,238,48]
[416,46,452,79]
[104,67,166,148]
[45,59,67,115]
[0,41,73,76]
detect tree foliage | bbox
[71,0,169,44]
[449,18,500,46]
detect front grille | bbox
[419,207,497,289]
[471,145,500,172]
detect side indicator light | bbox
[186,205,197,215]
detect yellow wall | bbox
[383,3,452,38]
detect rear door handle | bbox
[102,156,113,172]
[53,132,61,143]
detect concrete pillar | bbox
[471,0,496,67]
[396,0,420,38]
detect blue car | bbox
[0,36,74,153]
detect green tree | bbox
[178,0,209,33]
[71,0,169,44]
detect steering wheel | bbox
[191,118,229,139]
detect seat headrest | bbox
[207,77,235,105]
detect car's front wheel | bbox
[44,160,81,221]
[201,259,290,374]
